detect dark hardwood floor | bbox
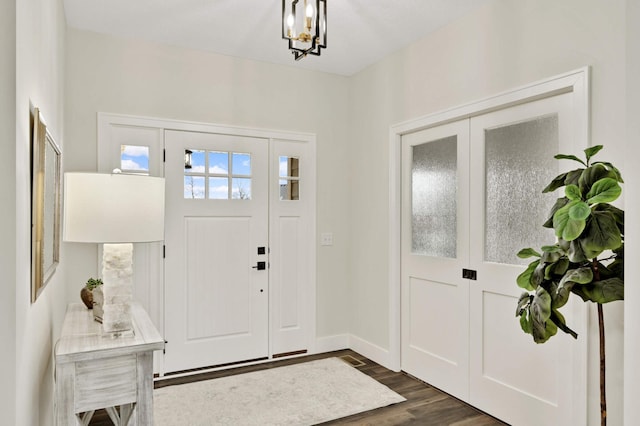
[88,349,507,425]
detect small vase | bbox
[80,287,93,309]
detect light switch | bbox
[320,232,333,246]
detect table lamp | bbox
[63,171,165,335]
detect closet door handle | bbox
[462,269,477,280]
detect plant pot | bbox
[80,287,93,309]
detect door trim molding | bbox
[388,67,590,421]
[97,112,317,369]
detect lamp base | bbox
[101,243,134,334]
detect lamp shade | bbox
[63,172,165,243]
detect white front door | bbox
[401,92,586,425]
[164,130,269,373]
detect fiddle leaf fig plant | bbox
[515,145,623,426]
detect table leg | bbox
[135,351,154,425]
[55,362,76,426]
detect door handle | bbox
[252,261,267,270]
[462,268,477,280]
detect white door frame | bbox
[98,113,317,372]
[388,67,590,421]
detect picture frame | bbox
[31,107,61,302]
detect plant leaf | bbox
[567,240,588,263]
[543,198,570,228]
[552,258,570,276]
[568,201,590,220]
[533,313,558,344]
[533,261,547,288]
[571,278,624,303]
[520,313,533,334]
[531,287,554,343]
[517,261,539,291]
[584,145,603,162]
[593,161,624,183]
[550,308,578,339]
[531,287,552,324]
[553,201,572,238]
[516,293,531,316]
[553,280,573,309]
[541,250,561,264]
[581,211,623,257]
[541,245,561,253]
[565,184,583,201]
[586,178,622,204]
[579,164,617,194]
[517,248,541,259]
[554,266,593,309]
[543,172,569,193]
[553,200,588,241]
[554,153,586,166]
[559,266,594,287]
[564,169,584,186]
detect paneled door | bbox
[401,120,471,400]
[164,130,269,373]
[467,94,584,425]
[401,92,586,425]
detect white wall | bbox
[0,0,17,424]
[625,0,640,424]
[348,0,626,424]
[14,0,67,424]
[63,29,352,341]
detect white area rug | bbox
[153,357,406,425]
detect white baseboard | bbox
[315,334,398,372]
[348,334,397,371]
[315,334,349,353]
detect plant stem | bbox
[592,258,606,426]
[598,303,606,426]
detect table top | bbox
[55,302,164,363]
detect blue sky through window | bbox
[121,145,149,172]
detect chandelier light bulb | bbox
[282,0,326,61]
[287,13,295,37]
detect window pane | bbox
[121,145,149,173]
[232,153,251,176]
[232,178,251,200]
[485,114,558,265]
[209,177,229,199]
[279,179,300,200]
[279,156,299,177]
[188,150,206,173]
[184,176,205,199]
[411,136,457,258]
[209,151,228,174]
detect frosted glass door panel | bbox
[484,115,558,265]
[412,136,457,258]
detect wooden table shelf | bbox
[55,302,164,426]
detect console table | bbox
[55,302,164,425]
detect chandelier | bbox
[282,0,327,60]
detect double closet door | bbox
[401,92,586,425]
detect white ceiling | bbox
[63,0,490,76]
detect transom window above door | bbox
[183,149,252,200]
